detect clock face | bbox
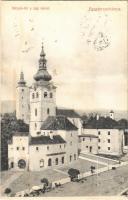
[18,159,26,169]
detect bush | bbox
[68,168,80,181]
[41,178,49,186]
[4,188,11,194]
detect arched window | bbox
[70,155,72,162]
[32,93,35,99]
[18,159,26,169]
[48,158,52,166]
[55,158,58,165]
[44,92,47,98]
[50,93,53,98]
[74,154,76,160]
[47,108,50,114]
[35,108,37,116]
[62,157,64,164]
[40,159,44,168]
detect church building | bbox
[8,44,78,171]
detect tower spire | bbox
[34,42,52,82]
[39,43,47,70]
[18,71,26,86]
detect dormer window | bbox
[44,92,47,98]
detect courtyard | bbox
[1,158,104,196]
[41,164,128,196]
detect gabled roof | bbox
[56,108,80,118]
[41,116,78,131]
[29,135,66,145]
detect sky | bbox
[1,1,128,111]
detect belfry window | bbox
[35,108,37,116]
[44,92,47,98]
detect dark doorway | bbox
[10,162,14,168]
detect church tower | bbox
[16,71,30,124]
[30,43,56,137]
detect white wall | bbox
[8,136,29,170]
[79,136,98,154]
[30,85,56,136]
[29,143,66,171]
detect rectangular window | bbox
[60,145,61,149]
[108,131,110,135]
[35,109,37,116]
[98,139,100,142]
[47,146,49,150]
[108,147,110,150]
[86,146,88,148]
[36,147,39,151]
[83,138,85,141]
[108,139,110,143]
[22,147,25,150]
[98,131,100,135]
[98,146,100,149]
[17,147,19,150]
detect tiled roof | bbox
[83,117,122,129]
[29,135,66,145]
[41,116,78,131]
[79,134,98,138]
[13,132,29,136]
[56,108,80,118]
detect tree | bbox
[41,178,49,186]
[4,188,11,195]
[68,168,80,181]
[1,113,29,171]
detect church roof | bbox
[56,108,80,118]
[29,135,66,145]
[41,116,78,131]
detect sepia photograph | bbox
[0,0,128,198]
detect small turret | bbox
[18,71,26,87]
[109,110,114,120]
